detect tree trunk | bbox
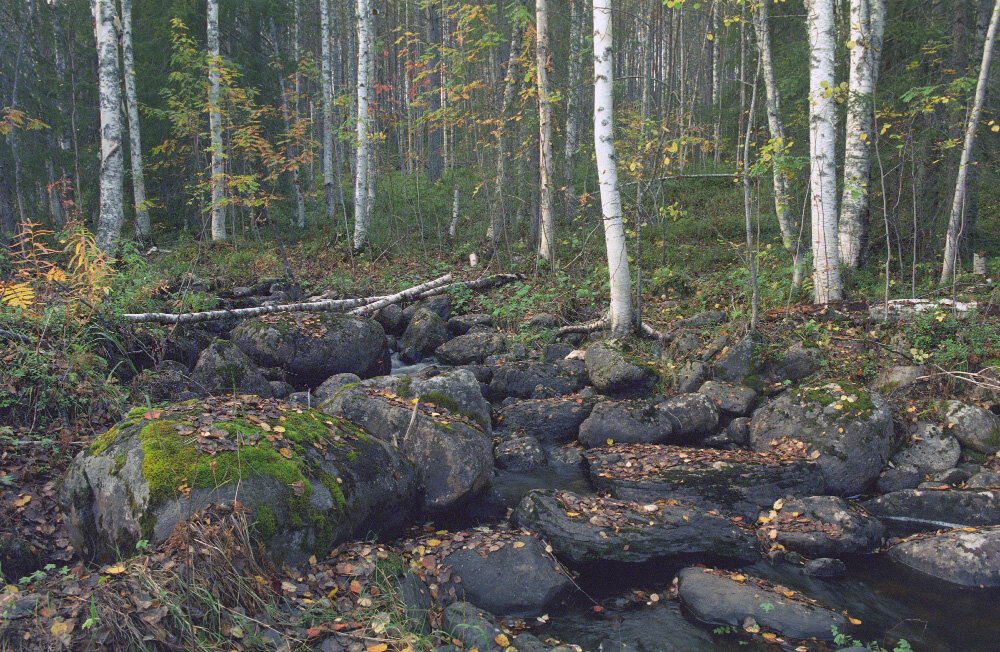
[321,0,337,224]
[941,0,1000,284]
[838,0,886,269]
[489,26,522,246]
[426,1,443,183]
[594,0,634,336]
[93,0,125,253]
[536,0,555,263]
[806,0,843,303]
[753,0,803,288]
[121,0,150,240]
[207,0,226,241]
[353,0,374,250]
[563,0,582,219]
[292,0,306,227]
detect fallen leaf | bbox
[366,645,388,652]
[350,580,362,594]
[494,634,510,646]
[848,617,862,625]
[104,564,126,575]
[278,447,294,459]
[273,425,286,433]
[512,541,526,549]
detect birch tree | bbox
[536,0,555,263]
[753,0,803,287]
[121,0,150,240]
[594,0,633,336]
[941,0,1000,285]
[838,0,887,269]
[806,0,842,303]
[353,0,374,250]
[563,0,582,218]
[207,0,226,241]
[321,0,336,224]
[93,0,125,254]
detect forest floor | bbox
[2,227,1000,650]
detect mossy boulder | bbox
[399,307,450,363]
[231,312,389,386]
[585,341,658,396]
[191,339,274,397]
[888,526,1000,588]
[60,395,419,564]
[749,383,895,495]
[578,399,675,448]
[940,400,1000,454]
[321,371,493,513]
[488,360,589,400]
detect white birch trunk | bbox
[93,0,125,254]
[353,0,373,250]
[207,0,225,241]
[321,0,336,223]
[838,0,886,269]
[536,0,555,263]
[806,0,842,303]
[941,0,1000,284]
[594,0,633,336]
[753,0,803,287]
[448,186,459,240]
[121,0,150,239]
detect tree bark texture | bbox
[536,0,555,263]
[353,0,374,250]
[321,0,336,223]
[94,0,125,253]
[121,0,150,239]
[207,0,226,241]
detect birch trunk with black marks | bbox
[353,0,374,250]
[207,0,226,241]
[838,0,887,269]
[806,0,842,303]
[536,0,555,263]
[321,0,336,224]
[93,0,125,254]
[594,0,633,336]
[121,0,150,239]
[753,0,803,288]
[941,0,1000,285]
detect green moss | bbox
[113,453,127,475]
[127,406,148,419]
[89,425,122,455]
[395,376,413,399]
[794,382,875,415]
[418,391,460,414]
[253,504,278,542]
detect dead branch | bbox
[347,274,454,315]
[120,295,386,324]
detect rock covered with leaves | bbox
[513,489,759,565]
[60,395,419,564]
[756,495,886,557]
[584,340,658,395]
[749,382,894,495]
[231,311,389,386]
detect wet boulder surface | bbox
[60,395,419,565]
[496,396,596,443]
[513,489,759,565]
[676,566,848,641]
[488,359,589,400]
[756,495,886,557]
[231,312,389,385]
[888,525,1000,587]
[585,443,825,519]
[749,382,895,495]
[861,488,1000,532]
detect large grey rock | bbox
[488,360,588,400]
[941,400,1000,453]
[656,393,719,437]
[447,313,494,336]
[712,335,766,386]
[231,312,389,385]
[967,472,1000,488]
[399,308,450,362]
[749,383,895,495]
[132,360,193,402]
[191,340,274,397]
[875,465,923,494]
[586,444,826,519]
[766,343,825,385]
[676,360,709,393]
[494,436,547,471]
[873,365,927,393]
[442,534,573,616]
[441,602,507,651]
[398,368,492,434]
[861,489,1000,532]
[514,489,759,565]
[321,373,493,512]
[676,567,847,641]
[313,373,362,404]
[684,310,728,328]
[891,422,961,475]
[578,400,674,448]
[758,496,885,557]
[889,526,1000,587]
[497,397,596,443]
[585,341,658,395]
[697,380,758,417]
[435,332,506,365]
[60,397,419,564]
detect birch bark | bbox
[594,0,634,336]
[838,0,886,268]
[121,0,150,239]
[93,0,125,253]
[536,0,555,263]
[940,0,1000,284]
[353,0,374,250]
[207,0,226,241]
[321,0,336,223]
[563,0,582,218]
[806,0,843,303]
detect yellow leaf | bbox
[366,645,388,652]
[272,425,286,433]
[848,617,863,625]
[762,632,777,641]
[278,447,294,459]
[566,511,581,518]
[104,564,127,575]
[0,282,35,310]
[50,621,70,637]
[426,538,442,547]
[606,438,614,446]
[992,125,1000,132]
[494,634,510,647]
[706,32,714,40]
[513,541,526,548]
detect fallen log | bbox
[120,274,453,324]
[347,274,453,315]
[349,273,522,315]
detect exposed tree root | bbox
[551,313,673,343]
